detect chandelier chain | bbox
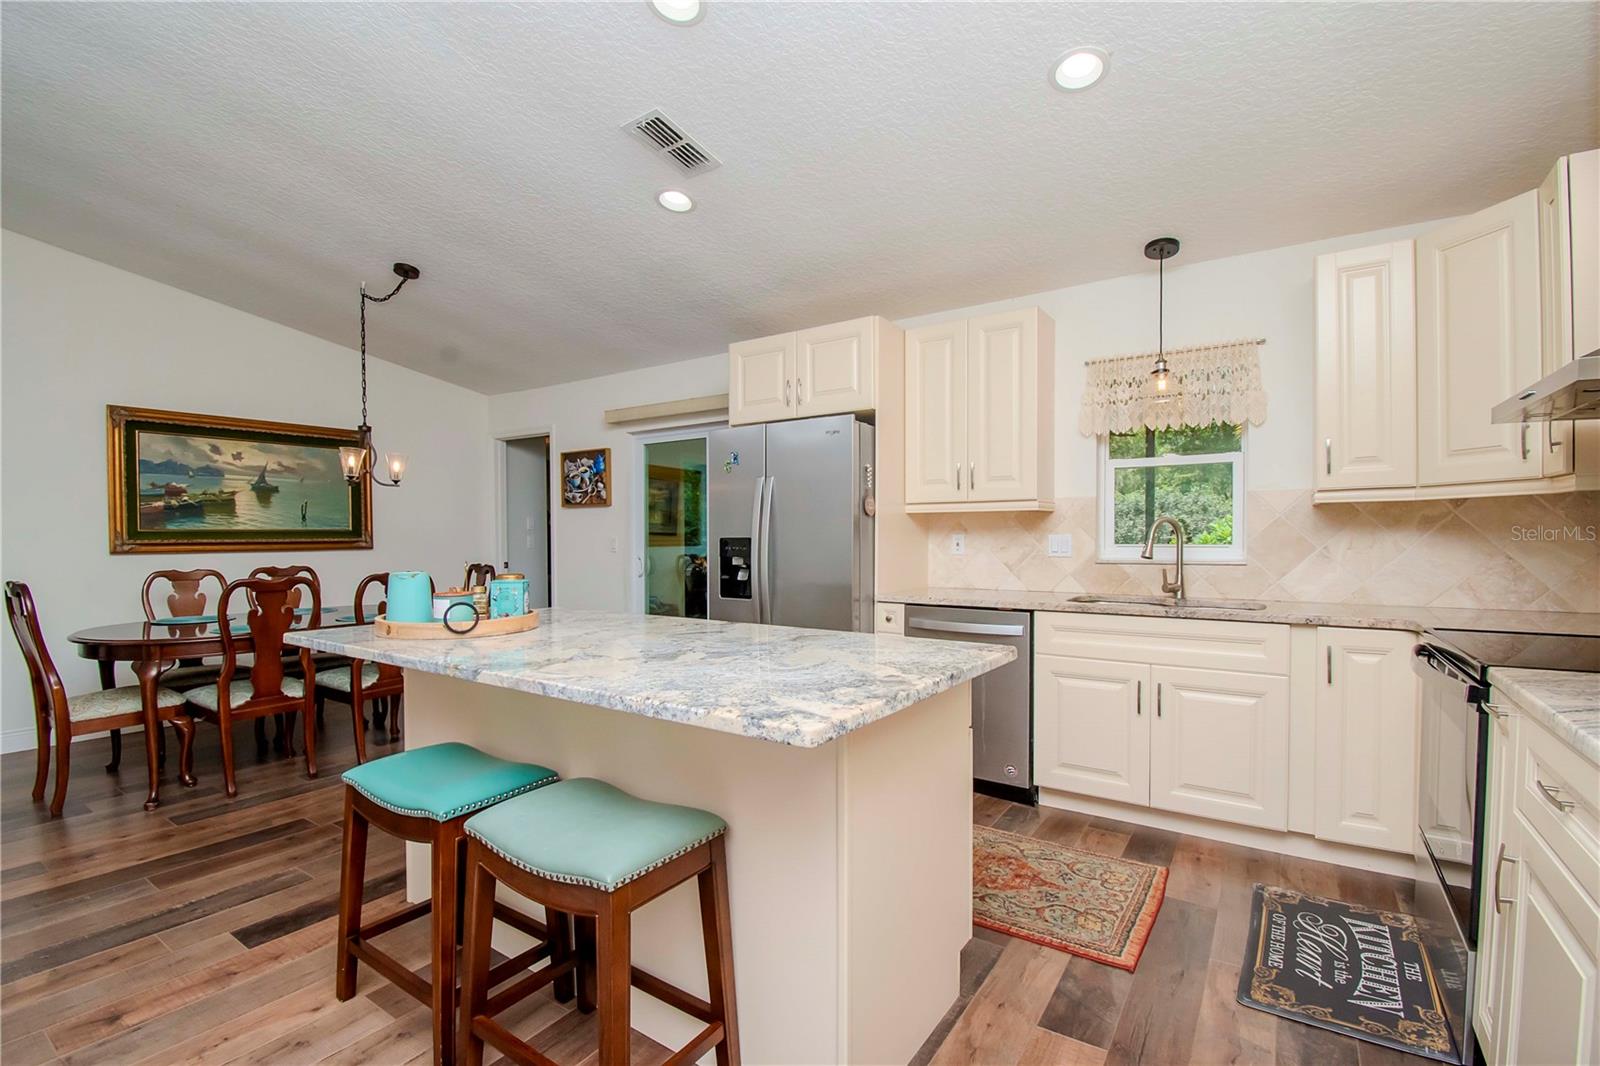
[358,275,410,428]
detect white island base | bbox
[400,670,973,1065]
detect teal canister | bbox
[385,571,433,623]
[489,574,530,618]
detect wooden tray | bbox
[373,610,540,640]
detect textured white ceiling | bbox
[4,3,1596,394]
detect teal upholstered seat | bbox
[343,742,557,821]
[317,664,381,693]
[465,778,727,892]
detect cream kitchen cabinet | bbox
[1314,241,1417,494]
[1475,688,1600,1066]
[1418,190,1546,488]
[1033,613,1290,831]
[1536,150,1599,479]
[728,316,899,426]
[1312,627,1417,854]
[904,307,1054,512]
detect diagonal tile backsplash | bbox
[918,491,1600,613]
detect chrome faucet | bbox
[1140,515,1187,602]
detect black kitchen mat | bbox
[1237,884,1457,1062]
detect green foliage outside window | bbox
[1109,423,1241,547]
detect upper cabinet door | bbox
[1417,190,1542,486]
[795,317,876,417]
[904,320,968,504]
[1314,241,1418,491]
[1539,157,1577,373]
[966,309,1038,502]
[728,332,795,427]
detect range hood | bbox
[1491,352,1600,423]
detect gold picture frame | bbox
[107,405,373,554]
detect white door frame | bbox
[494,427,556,606]
[629,421,723,614]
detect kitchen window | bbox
[1098,422,1245,563]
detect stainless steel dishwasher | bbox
[903,604,1034,803]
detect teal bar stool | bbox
[337,743,566,1066]
[457,778,739,1066]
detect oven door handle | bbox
[1413,644,1488,704]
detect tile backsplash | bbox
[917,491,1600,613]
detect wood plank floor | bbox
[2,727,1435,1065]
[912,793,1433,1066]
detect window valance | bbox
[1078,338,1268,436]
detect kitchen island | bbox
[288,609,1013,1065]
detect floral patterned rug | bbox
[972,824,1168,971]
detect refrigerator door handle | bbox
[749,476,765,623]
[758,476,775,624]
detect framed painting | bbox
[647,464,683,544]
[107,405,372,554]
[560,448,611,507]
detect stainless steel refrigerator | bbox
[708,414,875,632]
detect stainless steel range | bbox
[1411,626,1600,1063]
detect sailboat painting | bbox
[108,406,372,553]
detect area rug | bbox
[1237,884,1457,1062]
[971,824,1167,971]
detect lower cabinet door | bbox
[1148,666,1290,830]
[1497,819,1600,1066]
[1033,655,1150,805]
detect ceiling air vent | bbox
[624,109,721,175]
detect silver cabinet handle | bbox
[1325,438,1332,476]
[1521,423,1530,461]
[1156,681,1163,718]
[955,463,962,491]
[969,461,975,487]
[796,376,803,404]
[1494,843,1516,914]
[1136,679,1142,716]
[785,379,792,407]
[1537,779,1576,813]
[1327,646,1333,685]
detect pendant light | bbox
[341,262,420,488]
[1144,237,1179,395]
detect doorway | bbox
[502,435,552,608]
[641,435,708,618]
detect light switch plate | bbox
[1048,533,1072,558]
[951,532,966,556]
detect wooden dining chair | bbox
[315,572,417,763]
[247,565,320,610]
[129,568,231,770]
[463,562,497,589]
[179,574,320,798]
[5,581,196,817]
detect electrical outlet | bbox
[1048,533,1073,558]
[951,532,966,556]
[608,537,619,554]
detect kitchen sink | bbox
[1068,593,1268,611]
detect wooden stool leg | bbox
[431,822,461,1066]
[699,836,740,1066]
[550,908,575,1004]
[336,791,369,1000]
[596,897,632,1066]
[575,915,597,1014]
[457,842,496,1066]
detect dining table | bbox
[67,605,360,810]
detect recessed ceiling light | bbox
[649,0,703,25]
[1051,47,1108,92]
[657,189,695,213]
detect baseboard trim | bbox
[1038,788,1417,879]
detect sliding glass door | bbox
[642,437,708,618]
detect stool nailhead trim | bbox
[344,773,558,822]
[466,825,728,892]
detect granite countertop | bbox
[286,608,1013,749]
[1490,667,1600,766]
[883,586,1600,636]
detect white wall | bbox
[488,356,725,611]
[491,219,1454,607]
[1,231,494,752]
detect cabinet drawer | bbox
[1514,714,1600,904]
[875,602,904,635]
[1035,611,1290,675]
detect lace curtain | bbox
[1078,338,1269,436]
